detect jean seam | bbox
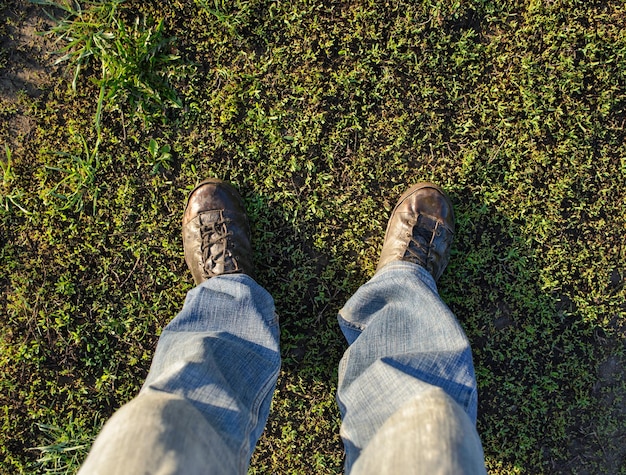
[267,311,279,327]
[237,361,280,473]
[338,313,366,332]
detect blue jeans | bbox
[79,262,485,474]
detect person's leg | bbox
[79,180,279,475]
[337,183,486,474]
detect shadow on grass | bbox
[444,190,626,474]
[246,185,625,474]
[243,188,351,473]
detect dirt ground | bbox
[0,2,52,149]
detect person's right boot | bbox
[377,182,455,281]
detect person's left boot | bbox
[182,178,254,285]
[376,182,455,281]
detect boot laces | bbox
[404,214,446,267]
[200,213,239,275]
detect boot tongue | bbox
[198,210,224,225]
[414,214,438,243]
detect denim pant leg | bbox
[337,261,486,474]
[79,274,280,475]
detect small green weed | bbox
[32,0,126,92]
[0,145,30,215]
[147,138,172,175]
[193,0,251,35]
[42,134,100,213]
[32,421,94,474]
[32,0,182,127]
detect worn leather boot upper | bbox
[182,179,254,285]
[377,182,455,281]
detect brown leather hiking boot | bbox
[182,178,254,285]
[377,182,455,281]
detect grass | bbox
[31,420,96,474]
[1,0,626,473]
[32,0,182,129]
